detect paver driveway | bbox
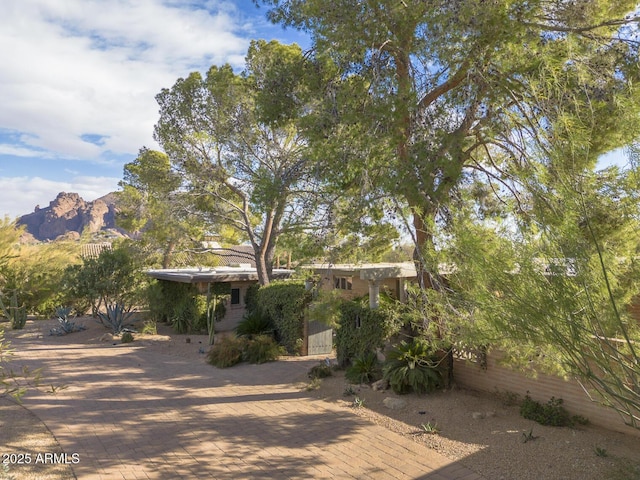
[10,338,483,480]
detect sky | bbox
[0,0,309,220]
[1,2,631,221]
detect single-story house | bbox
[146,266,294,332]
[306,262,418,309]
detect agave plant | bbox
[383,339,443,395]
[49,306,86,336]
[97,303,136,335]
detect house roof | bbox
[146,267,294,284]
[306,262,418,281]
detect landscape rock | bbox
[372,379,389,391]
[383,397,407,410]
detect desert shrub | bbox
[151,280,207,334]
[62,242,147,317]
[335,299,402,367]
[235,310,274,338]
[141,320,157,335]
[308,362,332,379]
[121,332,134,343]
[207,336,248,368]
[383,339,443,394]
[519,395,582,427]
[244,283,260,314]
[243,335,284,364]
[345,351,382,384]
[256,281,311,354]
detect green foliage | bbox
[519,395,582,427]
[0,327,43,402]
[154,40,329,284]
[121,332,134,343]
[150,280,207,334]
[141,320,157,335]
[335,299,402,367]
[383,340,443,395]
[7,291,26,330]
[244,283,260,314]
[308,362,332,379]
[256,281,311,354]
[117,148,203,269]
[49,307,86,336]
[421,422,440,434]
[242,335,284,364]
[62,243,146,317]
[96,303,136,335]
[207,336,248,368]
[345,351,382,384]
[235,310,274,338]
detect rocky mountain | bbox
[17,192,125,242]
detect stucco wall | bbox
[454,352,640,438]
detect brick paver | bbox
[9,338,484,479]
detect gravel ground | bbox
[2,318,639,480]
[306,368,640,480]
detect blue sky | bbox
[0,2,630,221]
[0,0,309,219]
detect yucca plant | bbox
[96,303,135,335]
[383,339,443,394]
[346,351,382,384]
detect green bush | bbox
[207,336,248,368]
[256,281,311,354]
[383,339,443,394]
[243,335,284,364]
[308,362,332,379]
[121,332,134,343]
[235,310,274,338]
[345,351,382,384]
[519,395,578,427]
[335,299,402,367]
[151,280,208,334]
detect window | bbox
[334,276,352,290]
[230,288,241,305]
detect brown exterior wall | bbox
[454,352,640,438]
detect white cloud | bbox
[0,175,121,220]
[0,0,258,163]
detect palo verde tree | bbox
[261,0,640,316]
[117,148,204,268]
[154,40,327,285]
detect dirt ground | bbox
[1,317,639,480]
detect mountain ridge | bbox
[17,191,126,242]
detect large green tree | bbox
[261,0,640,285]
[117,148,203,268]
[154,40,328,285]
[260,0,640,426]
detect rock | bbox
[372,379,389,391]
[472,411,485,420]
[17,192,126,242]
[383,397,407,410]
